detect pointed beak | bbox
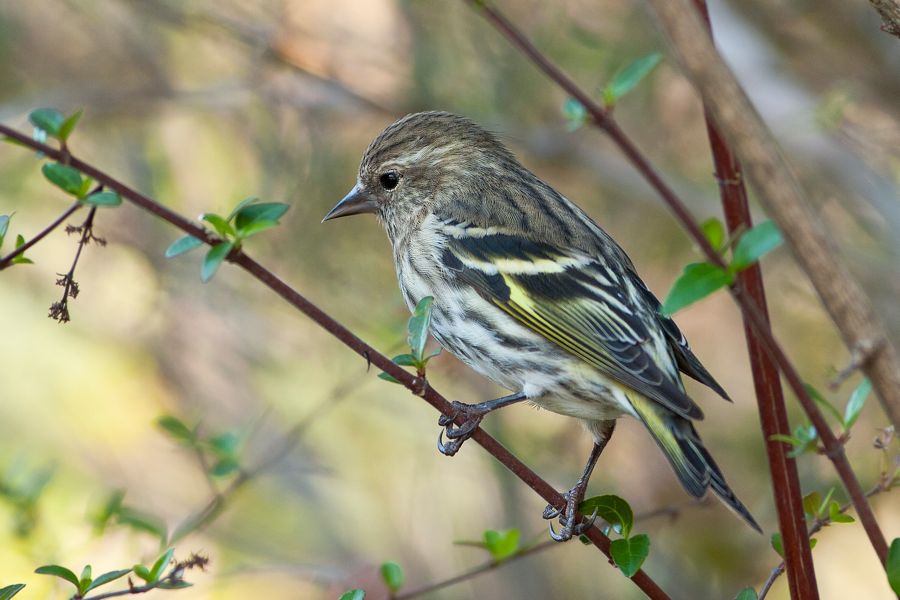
[322,184,378,222]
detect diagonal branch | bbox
[464,0,888,567]
[0,124,671,600]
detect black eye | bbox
[379,171,400,191]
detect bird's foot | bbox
[542,486,598,542]
[437,401,488,456]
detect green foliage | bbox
[1,216,34,264]
[482,528,520,561]
[769,423,818,458]
[0,215,9,248]
[0,584,25,600]
[843,378,871,430]
[83,190,122,207]
[157,415,242,480]
[562,97,587,131]
[380,561,404,593]
[29,108,83,142]
[887,538,900,595]
[157,415,196,445]
[34,565,80,588]
[42,163,83,195]
[165,235,203,258]
[603,53,663,107]
[733,587,758,600]
[34,562,131,597]
[662,220,784,315]
[609,534,650,578]
[339,590,366,600]
[771,532,816,559]
[0,462,54,537]
[201,241,234,283]
[379,296,441,383]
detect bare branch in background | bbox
[867,0,900,38]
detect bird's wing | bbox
[440,226,703,420]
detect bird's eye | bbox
[379,171,400,191]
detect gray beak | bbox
[322,184,378,222]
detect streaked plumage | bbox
[325,111,759,535]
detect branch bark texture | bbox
[868,0,900,38]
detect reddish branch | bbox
[0,200,82,270]
[464,0,888,566]
[691,1,817,597]
[0,124,671,600]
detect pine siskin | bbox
[324,111,760,540]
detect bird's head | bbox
[322,111,517,236]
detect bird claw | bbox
[543,491,598,542]
[436,401,486,456]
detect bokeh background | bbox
[1,1,899,598]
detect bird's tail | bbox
[628,392,762,533]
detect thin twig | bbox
[0,200,82,270]
[49,205,104,323]
[82,554,209,600]
[464,0,888,567]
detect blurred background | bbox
[1,1,898,598]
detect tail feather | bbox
[628,392,761,533]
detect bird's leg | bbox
[437,391,527,456]
[543,420,616,542]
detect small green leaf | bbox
[117,508,167,539]
[483,528,520,561]
[771,532,784,558]
[809,538,818,551]
[35,565,80,589]
[733,587,758,600]
[92,489,125,533]
[156,581,193,590]
[77,176,94,198]
[407,296,435,361]
[234,219,279,240]
[802,492,822,519]
[578,534,592,545]
[338,590,366,600]
[731,220,783,271]
[83,190,121,207]
[11,235,33,265]
[579,494,634,538]
[200,213,236,238]
[391,353,419,367]
[234,202,289,232]
[207,431,240,457]
[562,97,587,131]
[0,214,10,246]
[610,534,650,577]
[226,196,259,222]
[84,569,131,593]
[701,217,726,252]
[828,501,854,524]
[29,108,64,136]
[603,53,663,106]
[157,416,196,444]
[165,235,204,258]
[58,109,84,142]
[804,384,844,428]
[209,456,240,478]
[42,163,83,195]
[149,548,175,582]
[377,371,402,384]
[661,262,733,315]
[843,378,871,430]
[133,565,151,582]
[201,241,234,282]
[79,565,92,593]
[380,561,404,593]
[887,537,900,595]
[0,584,25,600]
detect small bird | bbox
[323,111,760,540]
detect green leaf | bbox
[83,190,121,207]
[887,537,900,595]
[338,590,366,600]
[578,534,592,545]
[201,213,236,238]
[209,456,240,478]
[156,581,193,590]
[201,241,234,282]
[84,569,131,593]
[92,489,125,533]
[207,431,240,457]
[234,219,279,240]
[804,384,844,428]
[701,217,726,252]
[579,494,634,538]
[117,507,167,539]
[58,109,83,142]
[79,565,92,593]
[733,587,758,600]
[802,492,822,519]
[0,584,25,600]
[483,528,520,561]
[12,235,33,265]
[149,548,175,582]
[407,296,435,361]
[661,262,733,315]
[165,235,204,258]
[34,565,80,589]
[610,534,650,577]
[42,163,83,195]
[380,561,404,593]
[377,371,402,384]
[0,214,10,247]
[234,202,289,232]
[562,97,587,131]
[392,353,419,367]
[29,108,64,136]
[226,196,259,222]
[828,501,854,524]
[603,53,663,106]
[843,378,871,430]
[731,220,783,271]
[133,565,151,582]
[771,532,784,558]
[157,416,196,445]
